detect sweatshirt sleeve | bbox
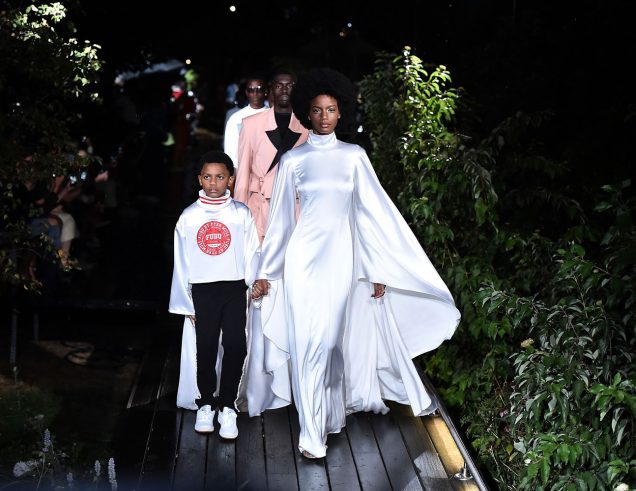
[168,216,195,315]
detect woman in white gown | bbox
[248,68,461,459]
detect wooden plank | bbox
[324,428,361,491]
[370,412,423,491]
[115,336,168,489]
[422,417,480,491]
[172,409,207,491]
[205,426,236,490]
[115,404,157,490]
[138,346,181,490]
[138,409,181,491]
[235,412,267,491]
[289,408,329,491]
[127,338,167,409]
[390,403,453,491]
[156,344,180,411]
[263,407,298,490]
[345,413,391,491]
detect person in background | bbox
[169,151,260,438]
[233,69,308,241]
[223,75,269,171]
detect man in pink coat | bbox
[234,70,309,242]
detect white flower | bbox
[524,458,531,465]
[520,338,534,349]
[614,484,629,491]
[108,457,118,490]
[13,460,38,477]
[42,428,51,452]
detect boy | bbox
[169,151,260,437]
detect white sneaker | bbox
[218,407,238,439]
[195,405,214,433]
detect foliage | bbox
[360,48,636,489]
[0,1,102,293]
[0,371,61,468]
[1,372,118,489]
[10,429,118,490]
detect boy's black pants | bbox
[191,280,247,410]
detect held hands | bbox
[372,283,386,299]
[187,315,196,326]
[251,279,270,299]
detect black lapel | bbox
[267,130,302,173]
[265,129,281,150]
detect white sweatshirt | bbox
[169,189,260,315]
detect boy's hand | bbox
[187,315,196,325]
[251,279,269,299]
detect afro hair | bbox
[291,67,358,132]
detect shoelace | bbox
[220,410,236,424]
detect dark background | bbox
[56,0,635,316]
[72,0,635,170]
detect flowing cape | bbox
[237,136,460,417]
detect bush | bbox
[359,48,636,489]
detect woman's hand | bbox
[251,279,270,299]
[371,283,386,298]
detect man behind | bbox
[223,75,269,170]
[233,69,309,242]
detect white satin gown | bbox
[238,131,461,458]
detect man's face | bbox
[245,78,266,109]
[270,74,295,112]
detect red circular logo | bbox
[196,221,231,255]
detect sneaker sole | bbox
[219,430,238,440]
[194,425,214,433]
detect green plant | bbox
[10,428,119,490]
[0,375,61,469]
[0,2,102,293]
[360,47,636,489]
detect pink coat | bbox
[234,108,308,241]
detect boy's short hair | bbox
[199,151,234,176]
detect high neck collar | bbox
[198,189,231,209]
[308,131,337,147]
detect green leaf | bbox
[557,444,570,464]
[541,457,550,484]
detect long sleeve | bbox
[233,124,252,204]
[256,154,297,280]
[243,209,261,286]
[168,217,194,315]
[223,111,241,168]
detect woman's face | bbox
[308,94,340,135]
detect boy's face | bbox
[198,163,234,198]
